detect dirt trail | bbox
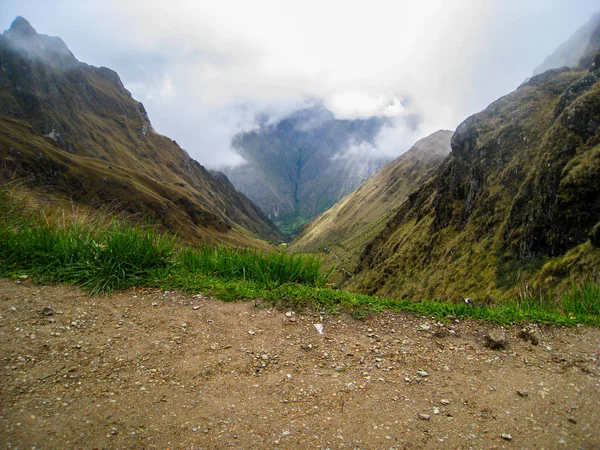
[1,279,599,449]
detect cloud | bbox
[1,0,599,168]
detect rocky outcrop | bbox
[352,62,599,300]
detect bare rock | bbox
[484,329,508,350]
[40,307,54,316]
[518,327,540,345]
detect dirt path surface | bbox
[1,279,599,449]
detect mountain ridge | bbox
[222,105,392,235]
[351,65,599,300]
[289,129,452,272]
[0,17,284,246]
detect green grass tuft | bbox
[0,195,598,327]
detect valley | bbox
[0,8,599,449]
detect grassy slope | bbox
[0,194,598,326]
[0,26,284,247]
[352,69,600,301]
[0,117,275,249]
[289,130,452,273]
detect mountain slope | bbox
[350,65,600,300]
[533,12,600,76]
[222,106,391,235]
[289,130,452,271]
[0,17,284,246]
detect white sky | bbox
[1,0,599,167]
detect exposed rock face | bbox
[289,130,452,272]
[222,105,391,235]
[352,62,599,300]
[0,17,283,245]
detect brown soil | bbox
[1,279,599,449]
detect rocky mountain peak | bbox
[7,16,37,37]
[3,16,78,69]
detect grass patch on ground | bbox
[0,195,598,326]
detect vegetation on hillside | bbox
[349,68,600,301]
[290,130,452,275]
[1,190,598,327]
[0,17,284,247]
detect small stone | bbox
[152,302,158,307]
[40,307,54,316]
[282,430,291,436]
[567,417,577,424]
[484,329,508,350]
[417,413,430,420]
[433,407,440,415]
[500,433,513,441]
[417,324,430,331]
[517,389,528,397]
[517,327,540,346]
[248,330,255,335]
[440,399,451,405]
[285,311,293,317]
[193,306,201,310]
[416,370,429,377]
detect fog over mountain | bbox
[1,1,598,169]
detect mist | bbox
[1,0,598,168]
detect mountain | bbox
[0,17,284,246]
[289,130,452,272]
[221,105,391,235]
[349,63,600,300]
[533,12,600,75]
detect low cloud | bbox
[1,0,598,168]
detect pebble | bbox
[417,413,430,420]
[416,370,429,377]
[40,307,54,316]
[517,389,529,397]
[285,312,293,317]
[248,330,255,335]
[518,327,540,346]
[501,433,513,441]
[152,302,158,307]
[440,399,451,405]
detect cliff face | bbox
[222,106,391,235]
[289,130,452,272]
[352,65,600,300]
[0,17,284,246]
